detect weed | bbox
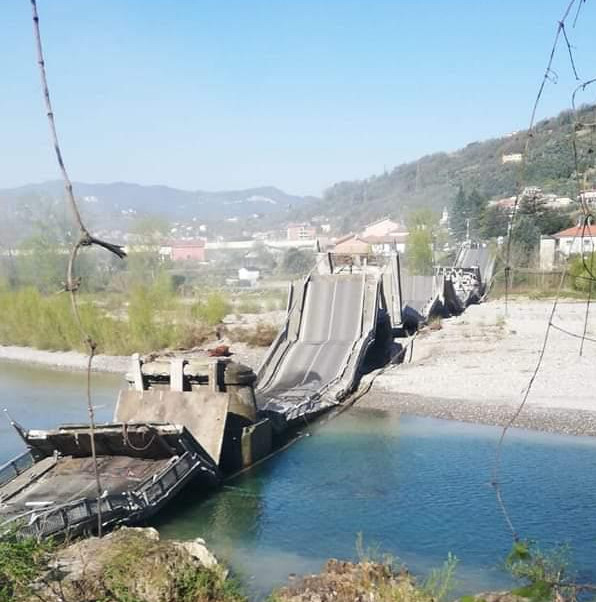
[421,552,459,602]
[505,541,571,602]
[192,292,231,326]
[0,531,56,602]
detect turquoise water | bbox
[1,361,595,598]
[154,410,596,598]
[0,361,121,461]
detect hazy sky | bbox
[1,1,595,196]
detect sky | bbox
[1,1,595,196]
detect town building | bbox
[332,217,409,257]
[287,223,317,241]
[160,240,206,262]
[332,235,371,259]
[488,196,517,210]
[553,225,596,256]
[361,218,403,238]
[579,190,596,208]
[502,153,523,164]
[539,224,596,268]
[238,267,260,286]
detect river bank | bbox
[2,526,529,602]
[362,298,596,436]
[0,340,268,375]
[0,344,130,373]
[2,298,594,436]
[0,311,277,374]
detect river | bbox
[1,360,595,598]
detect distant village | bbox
[112,179,596,287]
[151,216,413,286]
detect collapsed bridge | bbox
[255,243,495,425]
[0,243,495,538]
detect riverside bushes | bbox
[0,285,224,355]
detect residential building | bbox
[502,153,523,164]
[579,190,596,208]
[540,224,596,268]
[361,218,402,238]
[287,223,317,241]
[161,240,206,262]
[238,267,260,285]
[332,234,371,256]
[553,225,596,257]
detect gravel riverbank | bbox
[0,345,130,373]
[360,298,596,436]
[0,341,268,375]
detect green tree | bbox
[279,248,313,276]
[511,214,541,266]
[466,189,488,238]
[481,205,510,239]
[405,209,438,275]
[451,186,470,241]
[406,228,434,275]
[406,208,439,230]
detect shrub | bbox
[0,532,55,602]
[192,292,231,326]
[569,252,596,291]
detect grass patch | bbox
[0,531,56,602]
[0,285,231,355]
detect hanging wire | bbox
[503,0,585,315]
[492,0,596,547]
[30,0,126,537]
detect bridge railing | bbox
[0,451,35,489]
[2,451,208,539]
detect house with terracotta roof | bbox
[361,217,403,238]
[332,234,371,256]
[553,224,596,256]
[540,224,596,269]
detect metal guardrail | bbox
[0,451,35,489]
[2,451,204,539]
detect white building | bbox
[554,225,596,256]
[502,153,523,164]
[238,267,260,285]
[540,225,596,268]
[579,191,596,208]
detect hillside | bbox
[305,104,596,231]
[2,104,594,242]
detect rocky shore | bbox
[361,299,596,436]
[5,527,529,602]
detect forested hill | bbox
[309,104,595,230]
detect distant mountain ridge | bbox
[2,103,594,241]
[0,181,318,237]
